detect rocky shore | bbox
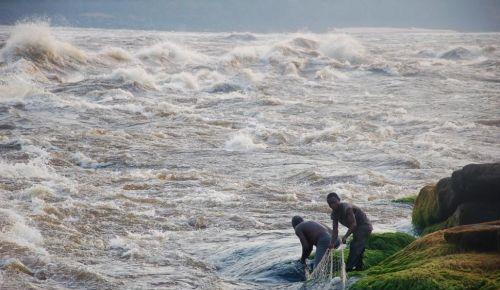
[350,163,500,290]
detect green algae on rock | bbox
[412,163,500,234]
[362,232,416,269]
[392,195,417,205]
[443,221,500,252]
[412,184,441,231]
[329,232,415,274]
[350,221,500,290]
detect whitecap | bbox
[0,21,86,67]
[318,34,367,64]
[100,46,133,62]
[109,67,156,89]
[0,208,47,255]
[224,132,266,151]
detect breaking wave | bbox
[318,34,367,64]
[0,21,86,68]
[109,67,156,89]
[0,209,47,255]
[136,42,207,66]
[224,132,266,151]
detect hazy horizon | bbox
[1,0,499,32]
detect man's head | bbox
[327,192,341,210]
[291,215,304,228]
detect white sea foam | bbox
[0,76,42,102]
[109,230,169,259]
[238,68,264,83]
[301,126,343,144]
[181,188,242,206]
[315,66,349,80]
[98,88,135,102]
[0,21,86,66]
[26,184,56,200]
[0,144,69,181]
[111,103,147,114]
[110,67,156,89]
[224,132,266,151]
[71,151,112,168]
[224,46,264,65]
[0,159,55,179]
[155,101,190,116]
[283,62,300,76]
[441,121,476,131]
[0,209,47,255]
[136,42,206,65]
[166,72,200,90]
[100,46,133,61]
[319,34,367,64]
[196,69,225,84]
[289,36,319,50]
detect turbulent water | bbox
[0,22,499,290]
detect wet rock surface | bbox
[413,163,500,233]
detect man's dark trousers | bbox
[346,225,372,271]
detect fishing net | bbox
[305,246,347,289]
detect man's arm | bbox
[296,229,312,263]
[329,215,339,249]
[342,207,357,243]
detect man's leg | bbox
[313,235,331,270]
[346,228,371,271]
[355,247,365,270]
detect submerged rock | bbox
[208,82,243,93]
[0,123,16,130]
[391,195,416,205]
[0,140,22,151]
[188,216,208,229]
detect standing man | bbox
[326,192,373,271]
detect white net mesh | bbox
[305,246,347,289]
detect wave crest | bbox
[319,34,367,64]
[0,21,86,68]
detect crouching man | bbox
[292,216,340,270]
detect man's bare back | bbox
[294,221,332,246]
[292,216,339,269]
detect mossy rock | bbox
[351,222,500,290]
[420,202,500,235]
[363,232,416,269]
[412,184,441,231]
[444,221,500,252]
[392,195,417,205]
[412,163,500,235]
[307,232,415,273]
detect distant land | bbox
[0,0,499,32]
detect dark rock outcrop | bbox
[412,163,500,233]
[351,221,500,290]
[444,221,500,252]
[436,177,457,220]
[451,202,500,226]
[451,163,500,204]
